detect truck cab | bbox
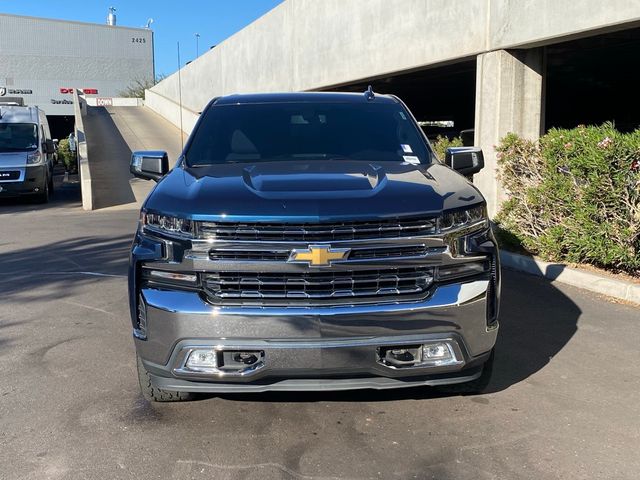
[0,105,55,202]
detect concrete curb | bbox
[500,250,640,305]
[73,90,92,210]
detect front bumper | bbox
[135,279,498,392]
[0,165,47,197]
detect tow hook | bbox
[233,352,259,365]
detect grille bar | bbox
[208,245,444,262]
[204,267,433,301]
[198,218,437,242]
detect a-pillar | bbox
[473,48,544,217]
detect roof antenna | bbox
[364,85,375,101]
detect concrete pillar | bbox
[473,48,544,216]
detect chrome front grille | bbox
[209,249,290,261]
[198,217,437,241]
[180,216,468,306]
[203,267,434,303]
[208,245,445,262]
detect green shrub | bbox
[496,123,640,275]
[431,135,463,160]
[57,138,77,172]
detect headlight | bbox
[438,204,488,233]
[26,151,42,164]
[141,211,194,238]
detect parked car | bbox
[0,104,55,202]
[128,90,500,401]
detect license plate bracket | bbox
[0,171,20,181]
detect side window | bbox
[40,126,45,143]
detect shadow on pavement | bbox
[0,235,131,303]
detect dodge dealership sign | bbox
[60,88,98,94]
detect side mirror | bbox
[444,147,484,177]
[130,151,169,181]
[44,139,55,155]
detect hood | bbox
[144,160,485,222]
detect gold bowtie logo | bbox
[289,245,350,267]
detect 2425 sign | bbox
[132,37,146,43]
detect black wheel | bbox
[34,179,50,204]
[437,349,495,395]
[136,355,193,402]
[48,174,55,195]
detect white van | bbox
[0,105,55,203]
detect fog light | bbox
[420,342,459,366]
[423,343,451,359]
[186,349,218,371]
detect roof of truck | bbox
[0,105,40,123]
[213,91,400,106]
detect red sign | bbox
[59,88,99,94]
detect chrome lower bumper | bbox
[135,278,498,390]
[148,366,485,393]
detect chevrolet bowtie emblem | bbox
[289,245,350,267]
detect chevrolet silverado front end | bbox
[128,91,500,401]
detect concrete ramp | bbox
[82,104,184,210]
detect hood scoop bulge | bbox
[242,162,386,197]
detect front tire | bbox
[136,355,193,402]
[34,178,50,204]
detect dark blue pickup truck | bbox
[128,90,500,401]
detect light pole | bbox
[195,33,200,58]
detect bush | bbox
[57,138,77,173]
[496,123,640,275]
[431,135,463,160]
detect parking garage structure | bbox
[144,0,640,215]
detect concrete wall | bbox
[0,14,154,116]
[149,0,640,119]
[73,90,92,211]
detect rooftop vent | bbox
[107,6,116,26]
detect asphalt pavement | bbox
[0,183,639,480]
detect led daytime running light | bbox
[438,205,487,232]
[142,211,194,237]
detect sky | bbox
[0,0,283,76]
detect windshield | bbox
[186,102,432,166]
[0,123,38,152]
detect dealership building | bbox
[0,12,154,137]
